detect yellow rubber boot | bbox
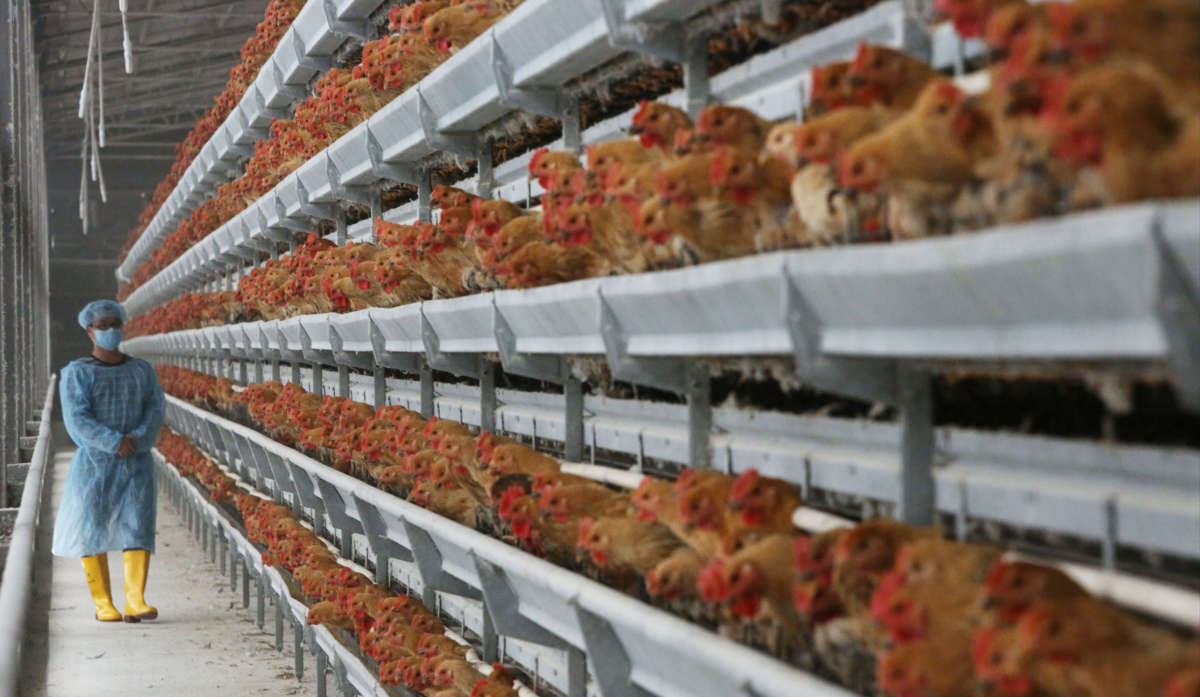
[81,554,122,622]
[122,549,158,622]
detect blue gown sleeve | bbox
[126,361,165,453]
[60,364,125,455]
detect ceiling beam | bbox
[41,27,253,72]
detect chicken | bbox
[540,481,628,522]
[869,569,982,645]
[1051,65,1200,206]
[634,195,759,268]
[697,534,804,649]
[876,636,976,697]
[630,476,725,558]
[891,538,1001,587]
[807,60,864,116]
[409,479,478,528]
[629,100,693,151]
[577,516,683,592]
[831,519,939,616]
[694,104,773,152]
[727,469,802,533]
[466,198,524,253]
[840,80,998,239]
[1047,0,1200,108]
[981,560,1087,625]
[423,4,502,53]
[528,148,582,190]
[646,546,706,601]
[429,657,486,694]
[655,154,717,206]
[793,530,846,624]
[586,139,659,182]
[846,43,938,110]
[431,184,479,211]
[934,0,1021,38]
[307,600,354,629]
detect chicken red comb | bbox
[497,486,525,519]
[674,469,697,491]
[697,559,730,602]
[850,41,872,73]
[529,147,550,173]
[709,146,732,186]
[471,679,489,697]
[729,468,760,501]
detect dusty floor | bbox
[21,450,322,697]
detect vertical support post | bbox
[315,650,328,697]
[290,361,301,386]
[230,545,238,591]
[683,35,710,121]
[418,169,433,223]
[686,360,711,468]
[339,365,351,400]
[566,646,587,697]
[334,206,347,247]
[480,604,499,662]
[275,591,284,651]
[256,572,265,628]
[562,97,582,153]
[312,362,324,396]
[420,358,434,419]
[293,623,304,679]
[368,189,383,243]
[239,358,249,386]
[372,362,386,408]
[476,138,494,197]
[242,561,252,610]
[480,359,496,433]
[564,373,583,461]
[271,359,281,383]
[897,367,934,525]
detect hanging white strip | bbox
[119,0,134,73]
[96,6,105,147]
[78,0,100,119]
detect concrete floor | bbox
[21,450,321,697]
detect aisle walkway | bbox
[21,448,319,697]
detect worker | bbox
[51,300,165,623]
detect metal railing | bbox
[0,376,57,697]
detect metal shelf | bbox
[126,199,1200,410]
[155,452,393,697]
[117,0,379,283]
[161,394,857,697]
[139,337,1200,571]
[119,0,930,310]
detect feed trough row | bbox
[119,0,928,306]
[160,395,856,697]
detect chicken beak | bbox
[987,47,1009,63]
[847,75,867,88]
[728,500,743,511]
[628,123,643,135]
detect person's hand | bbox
[117,436,136,457]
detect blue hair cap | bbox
[77,300,127,329]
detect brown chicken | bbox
[694,104,773,151]
[577,516,682,592]
[840,80,998,239]
[846,43,938,109]
[423,4,502,53]
[1051,64,1200,206]
[831,519,939,616]
[629,100,693,151]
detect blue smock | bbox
[51,356,165,557]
